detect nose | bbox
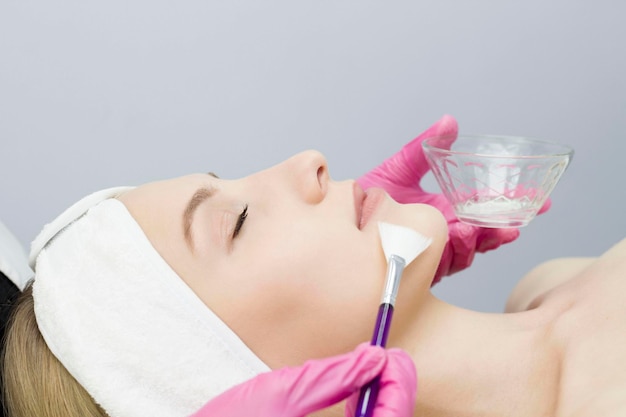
[282,150,329,204]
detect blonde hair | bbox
[2,283,108,417]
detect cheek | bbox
[247,228,386,329]
[237,229,378,305]
[210,218,392,365]
[266,226,383,291]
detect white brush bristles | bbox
[377,222,432,265]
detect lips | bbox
[354,183,385,230]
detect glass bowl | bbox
[422,134,574,228]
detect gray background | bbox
[1,1,624,312]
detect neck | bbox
[389,293,561,417]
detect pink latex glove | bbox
[191,343,416,417]
[358,115,550,284]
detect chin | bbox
[389,201,448,243]
[399,204,447,293]
[369,194,448,260]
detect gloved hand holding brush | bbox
[358,114,550,284]
[191,343,416,417]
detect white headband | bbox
[30,188,270,417]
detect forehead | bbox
[116,174,210,241]
[119,173,207,210]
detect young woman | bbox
[5,117,623,417]
[3,148,445,417]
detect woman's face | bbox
[118,150,447,368]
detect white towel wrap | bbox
[29,188,270,417]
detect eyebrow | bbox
[183,173,219,251]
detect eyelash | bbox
[232,204,248,239]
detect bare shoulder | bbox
[505,257,595,312]
[506,237,626,313]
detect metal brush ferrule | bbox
[380,254,406,306]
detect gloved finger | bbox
[345,348,417,417]
[432,222,521,284]
[192,343,386,417]
[357,115,458,191]
[272,343,387,417]
[404,114,458,180]
[281,343,386,416]
[446,221,479,276]
[537,197,551,214]
[448,222,522,274]
[476,228,520,253]
[372,349,417,417]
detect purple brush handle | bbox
[354,303,394,417]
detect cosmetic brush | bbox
[354,221,432,417]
